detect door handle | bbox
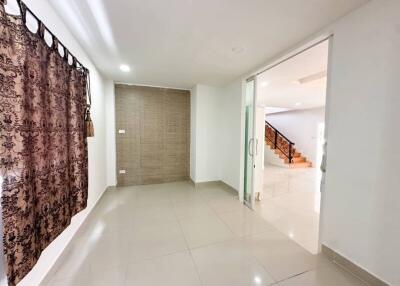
[248,138,254,157]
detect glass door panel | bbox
[244,78,256,208]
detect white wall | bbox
[217,80,244,191]
[216,0,400,284]
[320,1,400,284]
[104,80,117,187]
[190,85,221,183]
[266,107,325,165]
[190,81,244,192]
[190,86,197,181]
[5,1,110,285]
[264,144,287,168]
[10,0,398,284]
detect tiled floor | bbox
[255,164,321,254]
[43,181,366,286]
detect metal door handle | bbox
[248,138,254,156]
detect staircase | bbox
[265,121,312,168]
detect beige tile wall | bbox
[115,84,190,186]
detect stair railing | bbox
[265,121,295,163]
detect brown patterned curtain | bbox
[0,1,89,285]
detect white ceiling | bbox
[48,0,368,89]
[257,40,329,112]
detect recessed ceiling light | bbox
[231,47,244,54]
[297,70,327,84]
[261,81,269,87]
[295,102,302,106]
[120,64,130,72]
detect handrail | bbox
[265,121,295,163]
[265,136,291,158]
[265,121,294,145]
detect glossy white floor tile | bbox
[243,231,324,282]
[278,264,367,286]
[207,196,245,214]
[256,164,321,254]
[173,200,214,219]
[191,239,275,286]
[43,181,365,286]
[179,213,235,248]
[218,208,277,237]
[125,252,201,286]
[126,221,188,262]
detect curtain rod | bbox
[12,0,88,73]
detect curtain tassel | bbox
[85,107,94,137]
[84,68,94,137]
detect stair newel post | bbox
[288,143,293,164]
[274,129,278,149]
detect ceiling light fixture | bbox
[231,47,244,54]
[261,81,269,87]
[120,64,130,72]
[295,102,302,106]
[254,276,262,285]
[297,70,327,84]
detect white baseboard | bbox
[38,186,110,286]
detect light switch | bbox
[118,129,126,134]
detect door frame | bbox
[240,34,334,253]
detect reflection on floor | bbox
[255,164,321,254]
[43,181,365,286]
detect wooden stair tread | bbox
[274,149,301,158]
[284,157,306,163]
[265,138,311,169]
[287,161,313,168]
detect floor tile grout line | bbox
[58,186,241,277]
[175,212,205,286]
[124,249,190,267]
[258,165,321,254]
[257,197,320,220]
[185,236,238,252]
[330,260,372,286]
[274,269,313,284]
[238,236,280,284]
[204,191,281,285]
[174,185,254,284]
[174,189,239,251]
[253,202,321,255]
[48,181,351,286]
[202,186,328,285]
[168,184,206,286]
[206,193,238,238]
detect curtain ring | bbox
[38,22,45,38]
[52,36,59,51]
[63,47,69,61]
[17,1,27,24]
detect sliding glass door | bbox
[244,78,256,208]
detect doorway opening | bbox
[245,39,330,254]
